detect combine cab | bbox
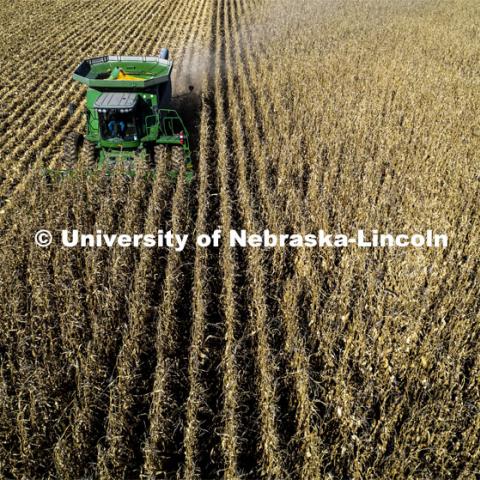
[64,49,192,177]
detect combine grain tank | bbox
[63,50,192,176]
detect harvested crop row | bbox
[0,0,134,175]
[0,0,182,205]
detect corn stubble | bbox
[1,0,479,478]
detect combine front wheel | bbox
[63,132,82,169]
[80,139,96,168]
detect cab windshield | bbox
[99,110,138,142]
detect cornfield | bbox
[1,0,479,478]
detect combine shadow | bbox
[171,88,202,167]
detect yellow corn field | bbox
[1,0,479,478]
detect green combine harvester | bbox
[64,48,192,176]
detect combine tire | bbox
[63,132,81,168]
[80,139,96,168]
